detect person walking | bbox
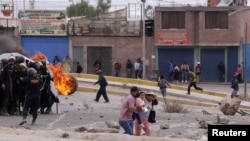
[230,75,239,98]
[19,68,43,125]
[186,69,203,95]
[218,61,225,82]
[157,75,171,104]
[118,86,139,135]
[93,69,109,103]
[134,91,158,136]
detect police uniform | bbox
[19,68,42,125]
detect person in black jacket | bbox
[218,61,225,82]
[76,62,83,73]
[231,75,239,98]
[19,68,43,126]
[93,69,109,103]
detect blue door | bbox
[21,36,69,64]
[200,48,225,82]
[158,48,194,81]
[227,47,238,82]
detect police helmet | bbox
[19,63,27,69]
[16,56,25,63]
[8,56,16,62]
[35,61,43,68]
[1,58,8,66]
[27,68,37,76]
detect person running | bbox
[118,86,139,135]
[186,69,203,95]
[157,75,171,104]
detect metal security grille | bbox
[87,47,112,75]
[72,46,83,73]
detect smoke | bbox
[0,35,29,56]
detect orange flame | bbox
[30,51,48,61]
[30,52,77,96]
[47,63,78,96]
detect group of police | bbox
[0,55,59,125]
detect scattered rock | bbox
[219,96,241,115]
[160,124,169,129]
[217,114,229,124]
[70,103,74,106]
[105,121,120,129]
[75,126,88,133]
[198,120,208,129]
[62,132,69,138]
[201,110,211,115]
[87,127,119,133]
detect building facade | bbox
[68,8,155,77]
[154,6,250,82]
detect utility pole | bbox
[23,0,25,9]
[30,0,34,9]
[141,0,146,79]
[12,0,14,19]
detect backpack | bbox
[158,79,166,89]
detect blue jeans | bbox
[181,71,188,82]
[119,120,134,135]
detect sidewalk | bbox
[72,73,250,110]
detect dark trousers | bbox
[237,74,242,83]
[23,96,40,121]
[95,86,109,102]
[218,72,225,82]
[132,112,142,124]
[187,82,203,94]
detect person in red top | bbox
[236,64,242,83]
[114,61,122,77]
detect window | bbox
[205,11,228,29]
[161,12,185,29]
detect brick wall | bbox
[71,36,155,79]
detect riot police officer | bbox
[19,68,42,125]
[1,56,18,115]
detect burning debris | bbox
[47,63,78,95]
[30,51,48,61]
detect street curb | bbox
[71,73,228,98]
[77,86,218,107]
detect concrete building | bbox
[68,8,155,78]
[154,5,250,82]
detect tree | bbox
[67,0,96,17]
[97,0,111,13]
[67,0,112,17]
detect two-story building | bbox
[154,5,250,82]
